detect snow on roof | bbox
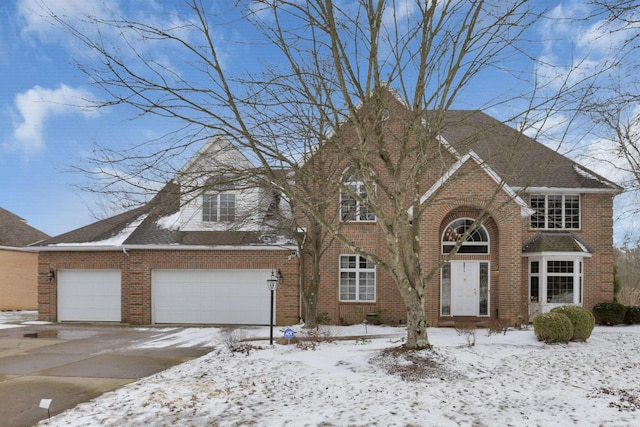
[155,212,181,230]
[48,214,148,247]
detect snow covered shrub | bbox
[533,312,574,344]
[592,302,627,326]
[550,305,595,341]
[218,328,259,354]
[454,322,477,347]
[624,306,640,325]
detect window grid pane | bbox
[547,276,574,303]
[339,255,375,301]
[530,194,580,230]
[442,219,489,254]
[531,195,546,228]
[547,260,574,274]
[548,195,563,228]
[202,194,217,222]
[564,196,580,229]
[341,170,376,222]
[218,194,235,222]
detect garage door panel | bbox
[58,270,121,322]
[152,269,273,325]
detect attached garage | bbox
[57,269,122,322]
[152,269,274,324]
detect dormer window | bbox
[340,167,375,222]
[203,183,235,222]
[530,194,580,229]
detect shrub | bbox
[533,312,574,344]
[592,302,627,326]
[454,321,477,347]
[550,305,595,341]
[624,306,640,325]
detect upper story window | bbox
[340,167,375,222]
[442,218,489,254]
[530,194,580,229]
[203,183,236,222]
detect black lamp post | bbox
[266,270,281,345]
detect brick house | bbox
[0,207,49,310]
[35,89,621,327]
[35,138,300,325]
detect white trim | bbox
[338,254,377,302]
[435,134,460,157]
[36,244,297,252]
[522,251,592,258]
[513,186,620,194]
[408,151,534,219]
[440,260,490,317]
[441,217,490,255]
[0,245,38,252]
[528,256,584,309]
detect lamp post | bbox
[266,270,281,345]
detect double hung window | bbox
[339,255,376,301]
[340,168,375,222]
[203,189,236,222]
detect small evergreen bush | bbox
[533,312,574,344]
[550,305,595,341]
[624,306,640,325]
[592,302,627,326]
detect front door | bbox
[451,261,479,316]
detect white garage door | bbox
[58,270,121,322]
[152,269,273,324]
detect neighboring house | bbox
[0,207,49,310]
[35,88,621,327]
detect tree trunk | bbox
[403,285,431,349]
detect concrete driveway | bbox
[0,323,214,427]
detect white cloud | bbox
[382,0,417,27]
[18,0,192,59]
[18,0,121,46]
[12,84,99,153]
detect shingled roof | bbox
[438,110,621,192]
[522,232,593,254]
[34,180,294,248]
[0,207,49,247]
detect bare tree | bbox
[581,1,640,229]
[41,0,600,348]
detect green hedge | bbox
[624,306,640,325]
[550,305,595,341]
[533,312,574,344]
[592,302,627,326]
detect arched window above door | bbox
[442,218,489,254]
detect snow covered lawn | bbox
[2,312,637,426]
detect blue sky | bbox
[0,0,638,244]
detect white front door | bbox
[451,261,479,316]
